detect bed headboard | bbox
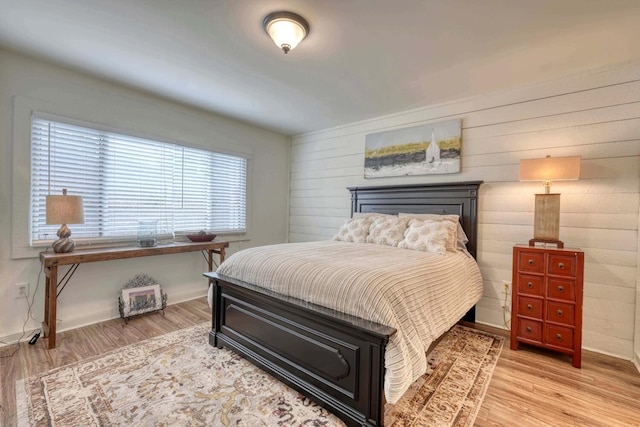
[348,181,482,259]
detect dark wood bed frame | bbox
[205,181,482,426]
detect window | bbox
[30,115,247,245]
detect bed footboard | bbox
[206,273,396,427]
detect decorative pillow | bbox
[332,217,373,243]
[397,219,457,254]
[455,226,469,250]
[353,212,395,219]
[366,216,409,246]
[398,213,467,251]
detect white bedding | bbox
[216,240,484,403]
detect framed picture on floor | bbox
[121,284,162,318]
[118,274,167,322]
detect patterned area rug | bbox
[16,324,503,427]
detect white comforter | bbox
[216,240,484,403]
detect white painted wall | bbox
[0,48,290,343]
[290,62,640,360]
[636,206,640,369]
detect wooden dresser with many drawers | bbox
[510,244,584,368]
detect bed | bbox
[204,181,482,426]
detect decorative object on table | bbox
[262,11,309,54]
[186,230,217,242]
[118,274,167,323]
[519,155,581,248]
[364,118,462,178]
[46,188,84,253]
[137,220,158,247]
[15,323,502,427]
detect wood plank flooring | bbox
[1,298,639,426]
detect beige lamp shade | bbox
[519,155,581,192]
[46,190,84,225]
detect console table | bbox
[39,240,229,349]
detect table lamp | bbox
[46,188,85,253]
[519,155,581,248]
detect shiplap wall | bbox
[290,62,640,360]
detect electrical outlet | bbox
[15,282,29,299]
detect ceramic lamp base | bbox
[52,238,76,253]
[52,224,76,253]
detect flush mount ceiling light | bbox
[262,11,309,54]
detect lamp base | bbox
[529,238,564,249]
[533,193,561,240]
[52,224,76,253]
[52,237,76,253]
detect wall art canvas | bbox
[364,118,462,178]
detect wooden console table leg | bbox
[206,247,226,287]
[207,250,213,287]
[43,265,58,349]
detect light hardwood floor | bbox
[1,298,639,426]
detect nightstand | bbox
[510,244,584,368]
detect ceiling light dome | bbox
[263,11,309,54]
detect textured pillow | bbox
[398,213,467,250]
[333,217,373,243]
[366,216,409,246]
[397,219,457,254]
[353,212,395,219]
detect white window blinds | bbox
[31,115,247,245]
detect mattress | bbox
[216,240,484,403]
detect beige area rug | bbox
[16,324,503,427]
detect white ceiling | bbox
[1,0,640,136]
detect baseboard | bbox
[55,288,207,333]
[0,328,41,347]
[0,289,207,347]
[581,345,632,362]
[472,320,638,365]
[474,319,510,331]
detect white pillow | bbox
[398,213,468,251]
[398,219,457,254]
[353,212,395,219]
[366,216,409,246]
[333,217,373,243]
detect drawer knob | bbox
[528,259,534,265]
[557,286,564,292]
[527,304,533,310]
[556,333,563,341]
[558,262,565,269]
[527,282,534,289]
[556,309,563,316]
[526,326,532,332]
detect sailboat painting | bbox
[364,119,462,178]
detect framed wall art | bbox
[364,118,462,178]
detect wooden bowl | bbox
[186,233,217,242]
